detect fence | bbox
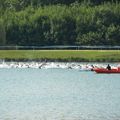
[0,46,120,50]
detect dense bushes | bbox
[0,0,119,10]
[0,19,6,45]
[0,1,120,46]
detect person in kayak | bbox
[106,64,111,70]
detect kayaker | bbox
[106,64,111,70]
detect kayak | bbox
[93,67,120,73]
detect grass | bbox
[0,50,120,62]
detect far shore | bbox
[1,59,120,62]
[0,50,120,62]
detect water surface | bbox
[0,68,120,120]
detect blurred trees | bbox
[0,0,120,46]
[0,19,6,45]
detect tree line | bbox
[0,0,120,46]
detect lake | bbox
[0,67,120,120]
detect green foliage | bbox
[0,0,119,11]
[0,1,120,46]
[105,24,120,45]
[0,19,6,45]
[77,32,103,45]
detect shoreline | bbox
[1,58,120,62]
[0,50,120,62]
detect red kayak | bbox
[93,67,120,74]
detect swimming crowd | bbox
[0,61,119,71]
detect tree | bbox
[0,19,6,45]
[106,24,120,45]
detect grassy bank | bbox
[0,50,120,62]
